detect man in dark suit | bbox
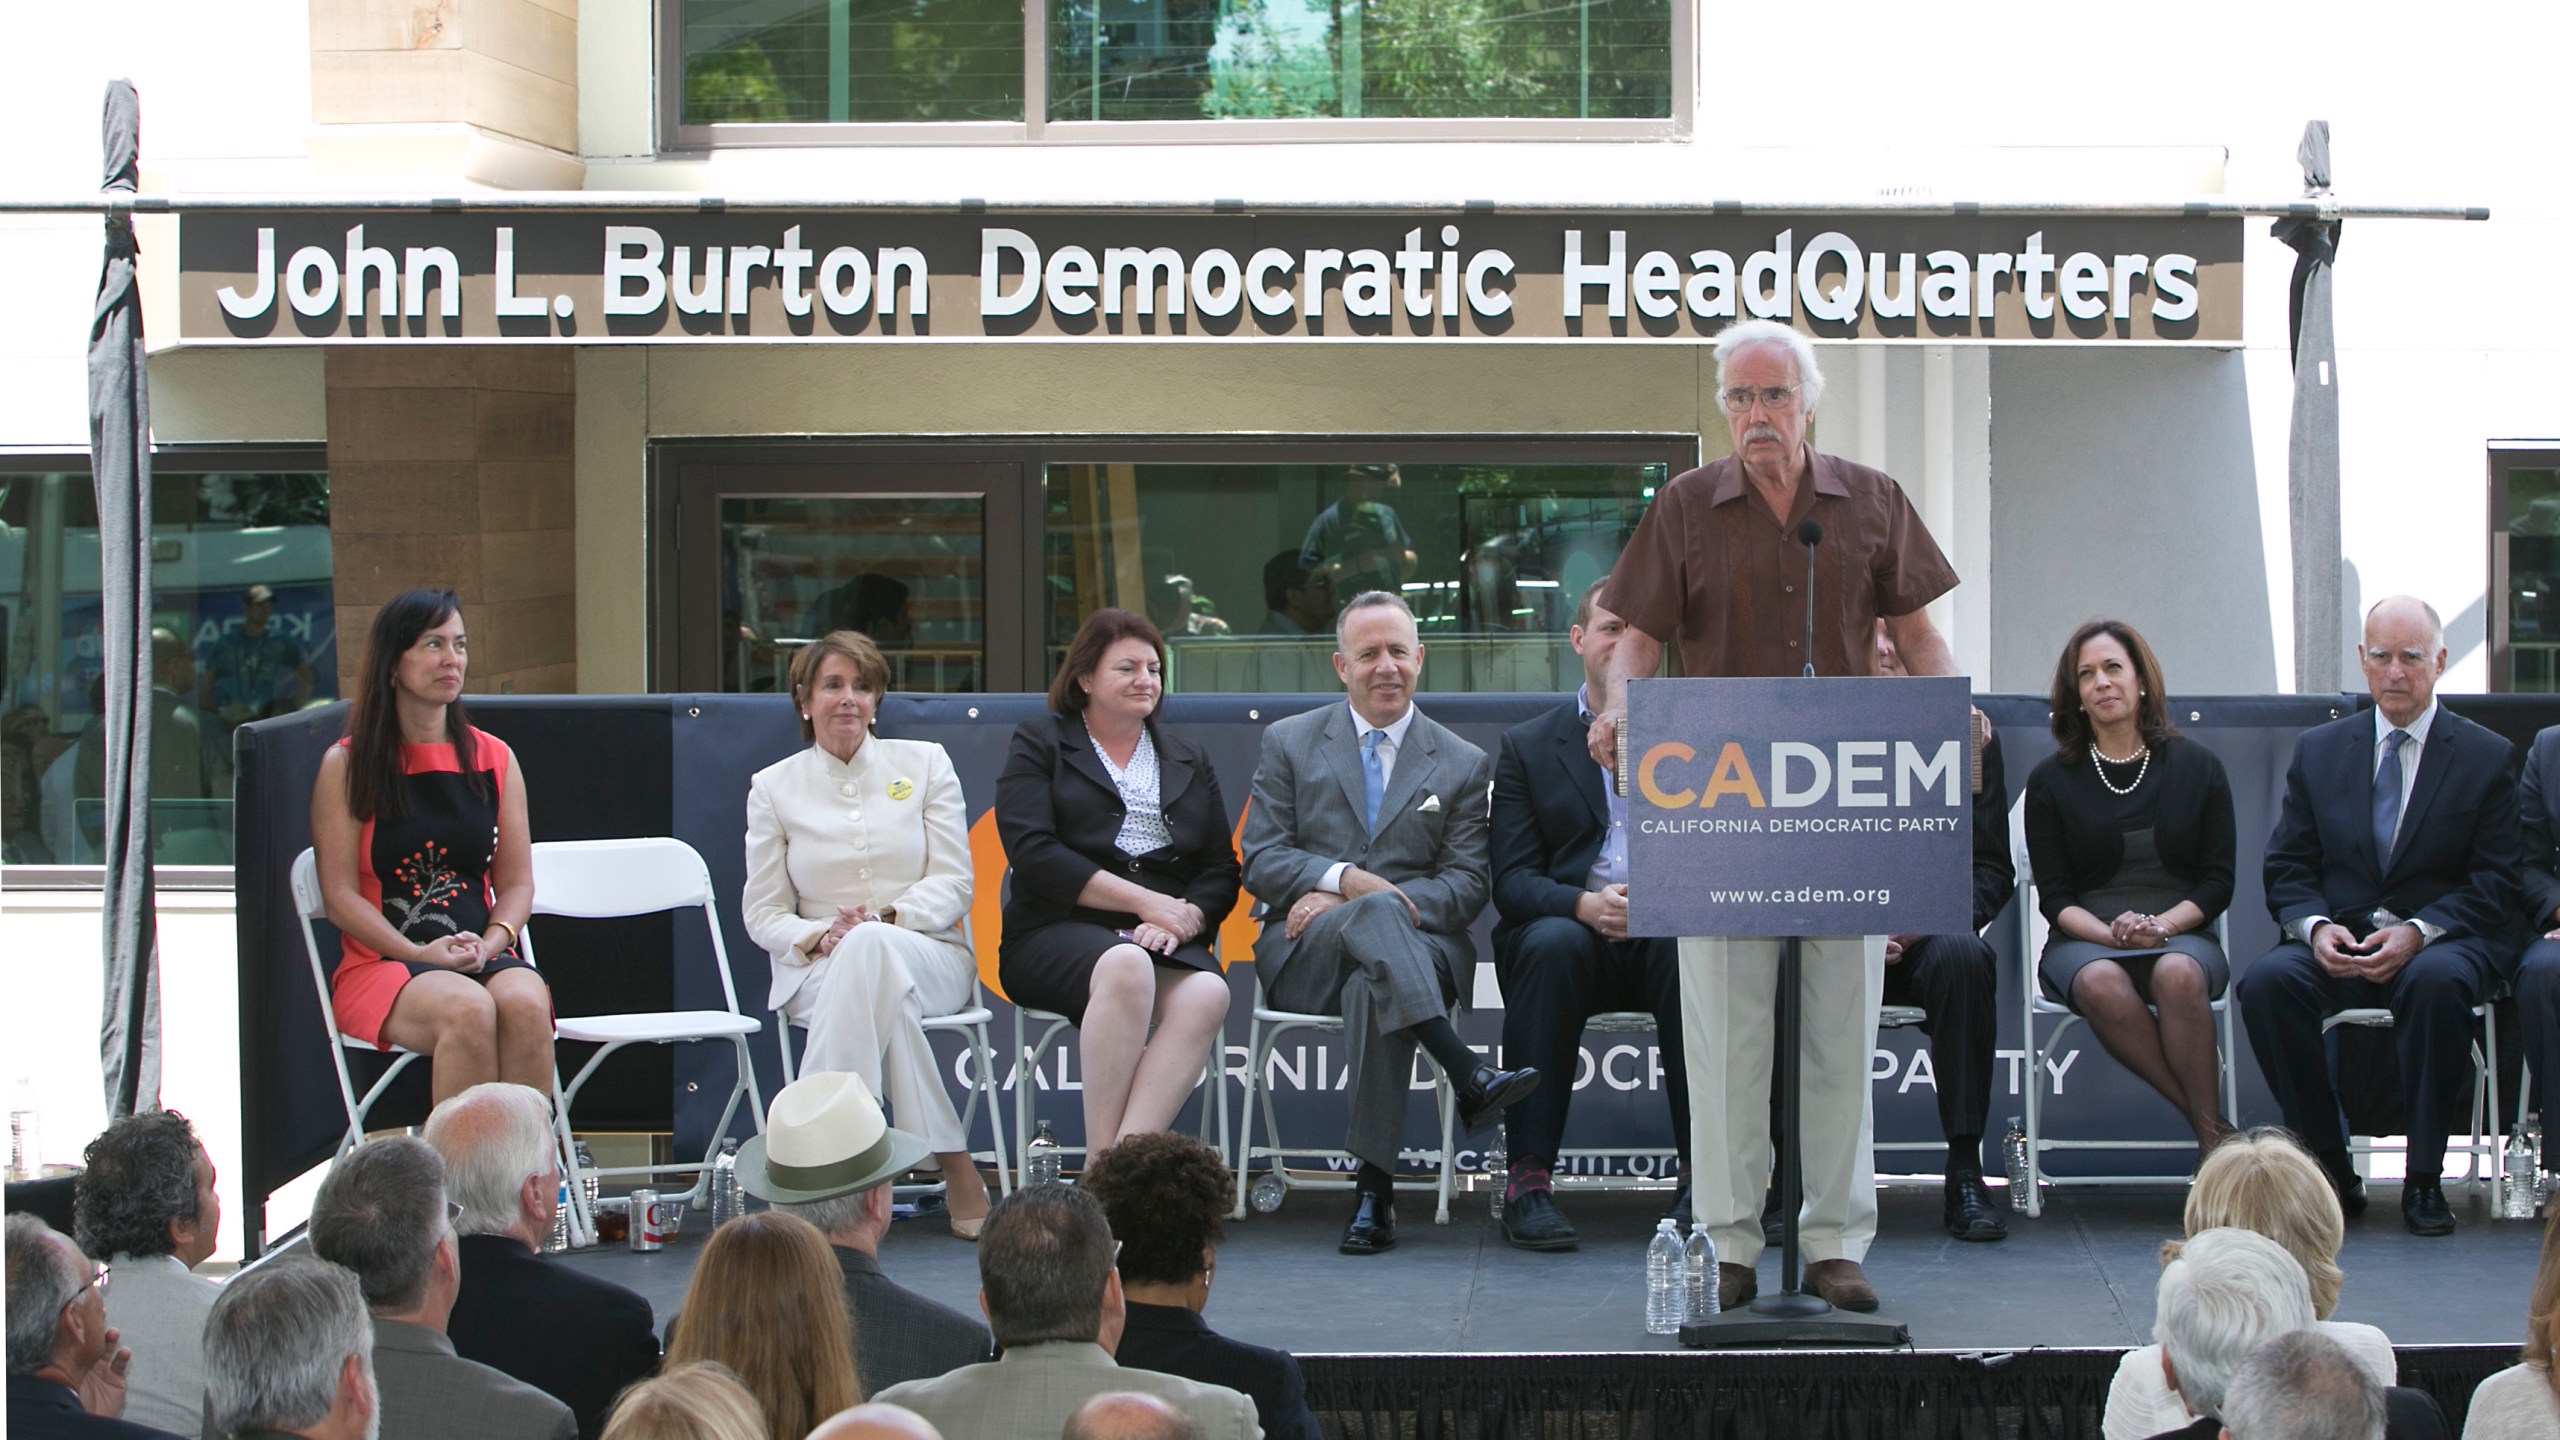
[1241,591,1535,1255]
[2236,595,2523,1236]
[5,1214,179,1440]
[740,1072,994,1396]
[1487,579,1688,1251]
[2508,722,2560,1197]
[425,1085,659,1439]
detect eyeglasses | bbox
[1720,384,1801,414]
[60,1264,108,1314]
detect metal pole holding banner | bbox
[2274,120,2345,694]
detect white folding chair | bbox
[2015,825,2240,1216]
[290,848,430,1158]
[773,934,1014,1196]
[1010,1002,1229,1185]
[523,838,766,1239]
[1870,1004,1942,1161]
[2321,994,2505,1195]
[1231,968,1461,1224]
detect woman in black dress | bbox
[2023,619,2237,1151]
[997,608,1239,1153]
[310,588,546,1103]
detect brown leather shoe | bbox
[1717,1261,1757,1311]
[1803,1258,1880,1312]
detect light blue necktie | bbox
[2373,728,2409,862]
[1362,729,1387,833]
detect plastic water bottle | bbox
[574,1141,600,1217]
[709,1138,744,1228]
[545,1176,572,1252]
[1483,1130,1508,1219]
[1645,1217,1686,1335]
[2504,1132,2541,1220]
[7,1078,36,1181]
[1027,1121,1063,1187]
[1683,1220,1718,1321]
[2003,1115,2033,1212]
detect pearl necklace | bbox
[2090,742,2151,795]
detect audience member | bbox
[2462,1205,2560,1440]
[597,1364,765,1440]
[202,1258,376,1440]
[2103,1130,2397,1440]
[1080,1134,1318,1440]
[73,1110,222,1435]
[805,1402,945,1440]
[2144,1227,2316,1440]
[872,1186,1259,1440]
[1063,1393,1199,1440]
[995,608,1239,1154]
[7,1213,170,1440]
[424,1083,660,1438]
[2239,596,2521,1237]
[1257,553,1333,639]
[741,1071,993,1395]
[2219,1330,2384,1440]
[664,1212,861,1440]
[307,1137,574,1440]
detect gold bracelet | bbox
[486,919,518,951]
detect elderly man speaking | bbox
[1587,319,1962,1314]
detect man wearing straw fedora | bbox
[737,1073,993,1395]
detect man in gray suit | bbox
[873,1187,1258,1440]
[1239,590,1535,1255]
[307,1138,574,1440]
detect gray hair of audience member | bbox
[977,1183,1116,1348]
[807,1401,946,1440]
[2152,1227,2317,1420]
[205,1258,375,1439]
[1061,1392,1198,1440]
[309,1136,449,1311]
[1333,589,1417,652]
[2218,1329,2385,1440]
[74,1108,205,1260]
[423,1082,557,1237]
[5,1214,84,1375]
[772,1188,876,1238]
[1711,318,1826,414]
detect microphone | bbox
[1794,519,1822,678]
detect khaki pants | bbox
[1681,934,1884,1267]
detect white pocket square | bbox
[1417,794,1441,813]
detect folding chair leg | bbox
[552,1071,595,1248]
[1232,1019,1265,1220]
[974,1022,1012,1194]
[1434,1069,1456,1225]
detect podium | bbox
[1617,675,1976,1348]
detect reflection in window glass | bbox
[681,0,1028,123]
[1046,0,1672,122]
[2506,467,2560,692]
[1,468,335,866]
[1043,459,1666,693]
[720,495,987,694]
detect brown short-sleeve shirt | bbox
[1601,450,1958,679]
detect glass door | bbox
[658,451,1035,693]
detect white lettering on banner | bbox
[403,245,459,319]
[217,228,276,318]
[494,227,553,317]
[603,226,666,314]
[345,226,397,319]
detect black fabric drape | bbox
[2271,119,2345,695]
[88,78,161,1119]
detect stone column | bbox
[326,349,578,695]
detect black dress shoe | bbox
[2402,1179,2455,1237]
[1944,1168,2009,1242]
[1456,1064,1542,1135]
[2322,1160,2370,1218]
[1761,1183,1787,1246]
[1500,1188,1579,1251]
[1340,1188,1396,1255]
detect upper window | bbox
[672,0,1680,139]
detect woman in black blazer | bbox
[997,607,1240,1152]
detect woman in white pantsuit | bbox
[744,629,991,1236]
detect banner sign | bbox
[177,210,2242,345]
[1625,676,1974,937]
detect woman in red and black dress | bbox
[311,588,547,1103]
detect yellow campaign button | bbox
[887,778,915,801]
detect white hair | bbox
[2154,1227,2317,1419]
[1712,319,1826,414]
[423,1082,558,1238]
[773,1188,880,1238]
[206,1258,377,1440]
[5,1215,83,1375]
[2219,1329,2385,1440]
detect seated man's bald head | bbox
[1061,1392,1198,1440]
[806,1403,945,1440]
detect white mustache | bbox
[1744,424,1784,445]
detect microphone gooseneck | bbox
[1795,520,1821,678]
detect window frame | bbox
[2488,441,2560,694]
[0,445,330,891]
[648,433,1699,693]
[657,0,1694,149]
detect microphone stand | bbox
[1685,517,1906,1348]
